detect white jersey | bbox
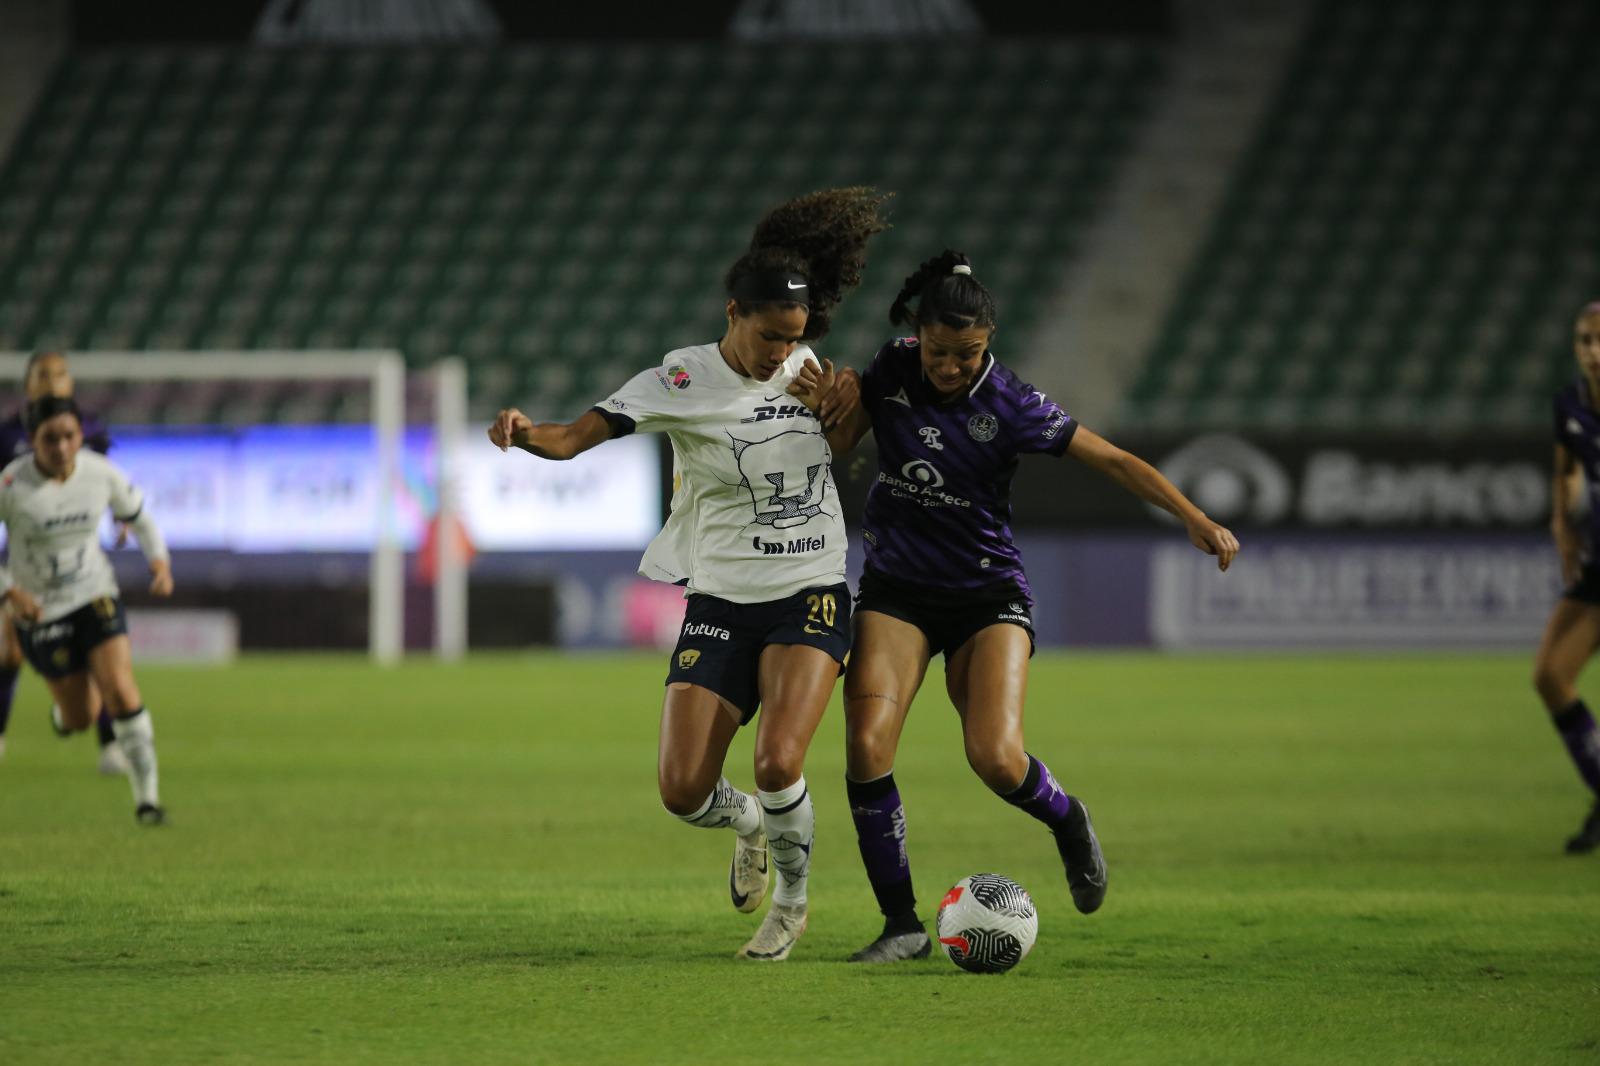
[596,342,846,604]
[0,451,167,622]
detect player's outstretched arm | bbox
[489,408,612,461]
[1067,425,1240,571]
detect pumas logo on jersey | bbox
[968,413,998,442]
[678,649,701,668]
[752,534,827,555]
[729,430,831,529]
[918,427,944,451]
[740,404,818,424]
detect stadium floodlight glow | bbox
[0,350,465,665]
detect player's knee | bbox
[845,727,895,781]
[658,771,712,818]
[753,747,804,794]
[1532,662,1571,708]
[102,683,141,718]
[965,738,1025,793]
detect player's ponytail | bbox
[890,250,997,332]
[724,186,892,341]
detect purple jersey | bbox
[1554,378,1600,550]
[0,408,112,462]
[859,338,1076,600]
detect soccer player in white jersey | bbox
[490,188,889,960]
[0,396,173,824]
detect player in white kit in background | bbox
[0,396,173,824]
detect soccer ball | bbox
[935,873,1038,974]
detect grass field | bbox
[1,652,1597,1064]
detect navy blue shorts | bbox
[1565,563,1600,605]
[16,596,128,679]
[666,582,851,724]
[853,569,1035,659]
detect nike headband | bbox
[730,270,811,307]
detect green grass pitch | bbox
[1,652,1597,1064]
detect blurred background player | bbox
[814,251,1239,961]
[0,349,124,772]
[1533,300,1600,854]
[489,188,889,961]
[0,395,171,823]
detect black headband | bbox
[730,270,811,307]
[26,395,80,434]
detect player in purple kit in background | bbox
[809,251,1240,962]
[1531,301,1600,855]
[0,350,123,771]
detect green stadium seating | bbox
[1123,0,1600,433]
[0,40,1164,424]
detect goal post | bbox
[0,349,468,663]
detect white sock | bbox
[674,777,761,837]
[112,709,159,808]
[758,776,813,909]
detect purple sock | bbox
[95,710,116,748]
[1553,700,1600,797]
[846,772,917,919]
[0,665,16,736]
[1001,754,1074,829]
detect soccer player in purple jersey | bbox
[809,251,1239,962]
[0,350,124,772]
[1532,301,1600,854]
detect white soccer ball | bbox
[935,873,1039,974]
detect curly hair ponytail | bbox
[724,187,892,341]
[889,249,997,332]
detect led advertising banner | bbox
[37,426,660,553]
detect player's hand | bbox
[114,521,130,549]
[489,408,534,452]
[786,358,837,416]
[1187,519,1240,572]
[4,587,41,623]
[149,560,174,597]
[816,367,861,429]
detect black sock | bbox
[96,709,116,748]
[1553,700,1600,797]
[0,665,18,736]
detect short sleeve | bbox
[591,363,686,438]
[859,342,898,420]
[108,462,145,522]
[1011,385,1077,457]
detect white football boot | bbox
[729,830,769,913]
[736,902,807,961]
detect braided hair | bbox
[724,187,892,341]
[888,250,997,332]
